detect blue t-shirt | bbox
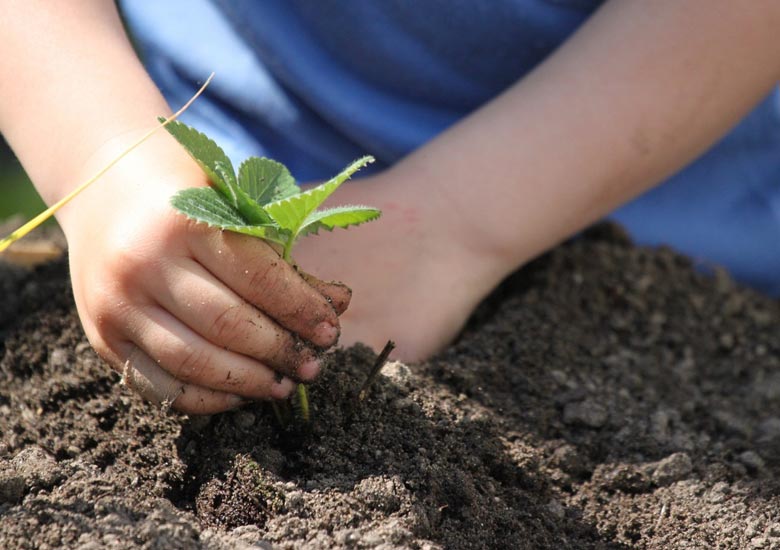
[120,0,780,295]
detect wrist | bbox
[55,128,205,242]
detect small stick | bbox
[358,340,395,402]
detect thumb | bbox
[298,271,352,316]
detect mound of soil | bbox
[2,225,780,549]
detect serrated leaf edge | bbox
[237,156,300,204]
[170,188,286,245]
[264,155,375,234]
[299,205,381,236]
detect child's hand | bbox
[59,135,350,414]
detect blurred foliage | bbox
[0,138,48,222]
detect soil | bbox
[2,224,780,549]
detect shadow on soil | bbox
[171,342,627,549]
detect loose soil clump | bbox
[1,224,780,549]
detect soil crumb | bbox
[1,224,780,549]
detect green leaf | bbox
[164,121,381,267]
[299,205,382,237]
[264,156,374,237]
[160,118,239,206]
[215,160,272,225]
[326,155,375,187]
[170,188,287,244]
[161,119,272,225]
[238,157,299,204]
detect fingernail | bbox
[271,377,296,399]
[297,359,321,381]
[313,322,339,346]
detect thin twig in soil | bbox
[358,340,395,402]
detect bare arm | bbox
[399,0,780,266]
[0,0,173,204]
[296,0,780,358]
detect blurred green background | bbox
[0,137,47,223]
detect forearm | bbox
[394,0,780,265]
[0,1,173,208]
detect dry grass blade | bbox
[0,73,215,254]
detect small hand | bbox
[60,138,350,414]
[293,167,507,362]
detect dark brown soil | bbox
[2,224,780,549]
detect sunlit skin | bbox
[2,1,780,412]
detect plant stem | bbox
[277,240,311,422]
[297,384,310,422]
[282,240,294,263]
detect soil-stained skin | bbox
[1,223,780,549]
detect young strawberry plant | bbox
[161,119,381,421]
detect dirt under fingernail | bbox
[296,359,321,381]
[313,322,339,346]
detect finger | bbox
[298,271,352,316]
[150,257,322,380]
[115,344,247,415]
[125,305,297,399]
[188,227,341,347]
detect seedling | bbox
[161,120,381,421]
[161,120,380,262]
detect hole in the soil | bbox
[54,448,70,461]
[624,522,642,543]
[94,450,116,471]
[96,410,118,432]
